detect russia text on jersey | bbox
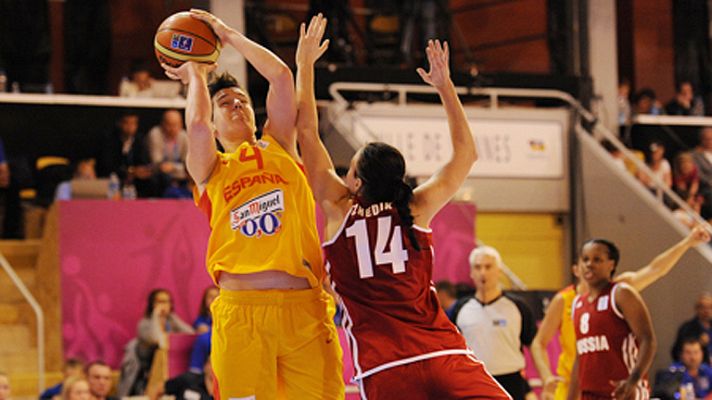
[576,335,610,354]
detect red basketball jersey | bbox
[572,282,649,399]
[323,198,472,380]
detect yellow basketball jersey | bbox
[195,135,323,287]
[556,285,577,379]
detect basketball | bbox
[154,11,221,67]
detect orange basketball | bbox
[154,11,221,68]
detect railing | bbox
[326,82,712,233]
[0,252,45,392]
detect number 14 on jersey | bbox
[345,216,409,279]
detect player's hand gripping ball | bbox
[154,11,221,67]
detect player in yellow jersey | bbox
[161,9,343,400]
[531,226,710,400]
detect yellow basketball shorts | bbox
[210,287,344,400]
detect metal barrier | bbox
[0,251,45,393]
[326,82,712,233]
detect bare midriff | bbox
[218,270,310,290]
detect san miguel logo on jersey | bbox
[231,189,284,237]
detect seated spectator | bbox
[672,292,712,362]
[96,111,155,198]
[85,361,116,400]
[61,377,90,400]
[55,159,98,201]
[618,78,632,126]
[164,359,214,400]
[434,280,457,318]
[118,62,181,99]
[118,288,194,397]
[665,80,705,116]
[692,127,712,218]
[674,152,701,199]
[0,372,10,400]
[670,337,712,397]
[672,189,704,229]
[193,286,218,334]
[633,88,662,116]
[638,140,672,193]
[147,110,188,196]
[189,331,211,374]
[40,358,85,400]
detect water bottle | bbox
[108,173,120,200]
[679,382,695,400]
[122,183,137,200]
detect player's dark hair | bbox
[208,72,243,99]
[144,288,172,317]
[582,238,620,276]
[356,142,420,251]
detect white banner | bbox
[354,116,564,178]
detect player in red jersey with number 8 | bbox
[296,14,510,399]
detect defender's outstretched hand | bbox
[296,13,329,66]
[416,40,451,89]
[686,225,712,247]
[161,61,217,85]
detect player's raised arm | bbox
[295,14,350,212]
[162,61,217,192]
[191,9,297,157]
[411,40,477,226]
[615,225,711,291]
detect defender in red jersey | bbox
[295,15,509,399]
[568,239,657,400]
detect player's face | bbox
[213,87,256,142]
[470,254,500,291]
[345,150,363,195]
[580,243,615,286]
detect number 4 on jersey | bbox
[345,216,409,279]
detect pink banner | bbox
[58,200,476,368]
[59,200,212,368]
[430,202,477,284]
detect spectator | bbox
[670,337,712,397]
[692,127,712,217]
[674,152,701,200]
[638,140,672,193]
[147,109,188,195]
[118,288,193,397]
[672,292,712,363]
[40,358,85,400]
[633,88,662,116]
[665,80,705,116]
[61,377,90,400]
[193,286,218,334]
[452,246,537,400]
[164,359,214,400]
[0,372,10,400]
[85,361,116,400]
[0,137,21,238]
[119,61,181,99]
[55,159,98,200]
[618,78,632,125]
[434,280,457,318]
[118,62,155,98]
[96,111,155,198]
[188,331,211,374]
